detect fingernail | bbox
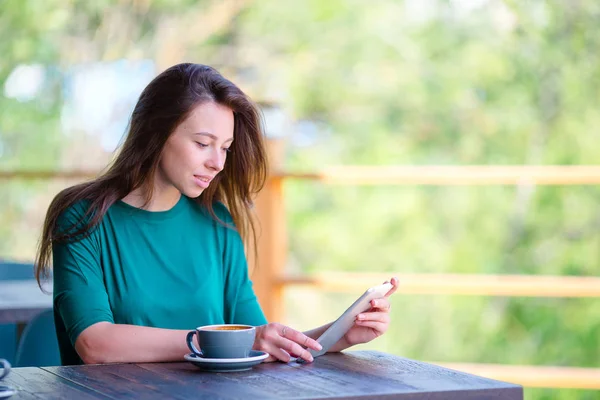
[316,343,323,350]
[357,314,364,320]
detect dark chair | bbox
[0,326,17,364]
[14,309,60,367]
[0,261,36,364]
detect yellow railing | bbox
[275,165,600,185]
[2,151,600,390]
[280,272,600,297]
[433,363,600,390]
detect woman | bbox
[35,63,398,366]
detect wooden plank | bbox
[0,281,53,323]
[280,272,600,298]
[43,363,239,400]
[279,165,600,185]
[23,351,521,399]
[0,307,50,324]
[249,139,287,322]
[138,350,522,399]
[433,362,600,390]
[3,367,109,399]
[139,362,296,399]
[0,170,97,180]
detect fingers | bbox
[277,337,315,362]
[255,323,322,364]
[354,319,387,334]
[370,298,392,311]
[383,276,399,297]
[356,311,390,324]
[281,326,322,352]
[267,347,293,363]
[279,326,322,363]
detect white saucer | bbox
[184,350,268,372]
[0,385,17,399]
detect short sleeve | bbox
[52,202,114,347]
[215,203,267,326]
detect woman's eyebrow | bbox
[193,132,233,143]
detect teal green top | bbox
[52,195,266,365]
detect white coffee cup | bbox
[0,359,9,381]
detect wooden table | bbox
[3,351,522,399]
[0,280,52,338]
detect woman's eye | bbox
[196,142,208,148]
[223,147,231,153]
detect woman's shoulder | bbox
[211,201,234,224]
[187,197,233,224]
[55,199,96,237]
[57,199,92,222]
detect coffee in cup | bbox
[186,324,255,359]
[202,325,252,331]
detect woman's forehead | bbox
[178,102,235,139]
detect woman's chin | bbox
[183,186,205,199]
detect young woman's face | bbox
[158,101,234,198]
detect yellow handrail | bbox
[0,170,98,179]
[433,362,600,390]
[278,165,600,185]
[279,272,600,297]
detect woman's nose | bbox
[207,149,225,171]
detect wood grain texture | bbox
[21,351,521,399]
[3,367,109,399]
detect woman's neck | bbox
[121,185,182,212]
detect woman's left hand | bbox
[342,276,399,347]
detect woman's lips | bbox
[193,175,212,189]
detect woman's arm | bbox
[54,204,194,365]
[75,322,190,364]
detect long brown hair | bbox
[35,63,268,287]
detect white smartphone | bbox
[298,282,394,363]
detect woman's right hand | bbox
[254,323,322,363]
